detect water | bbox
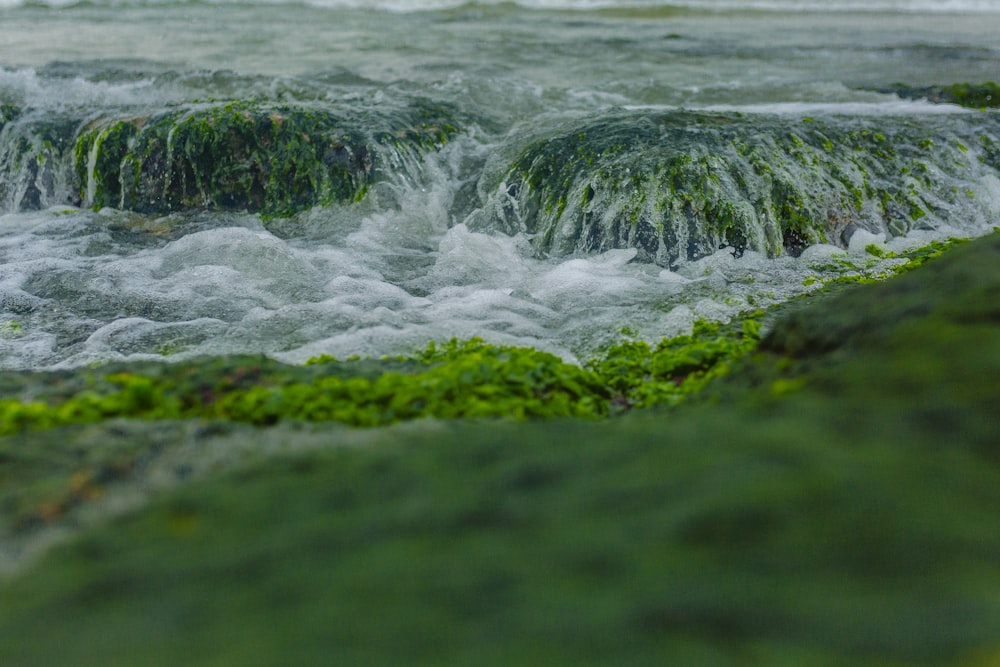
[1,0,999,370]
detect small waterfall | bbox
[0,106,78,212]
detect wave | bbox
[1,0,998,13]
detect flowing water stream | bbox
[1,0,998,370]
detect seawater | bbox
[1,0,999,369]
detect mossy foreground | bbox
[2,235,1000,665]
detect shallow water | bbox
[1,0,998,369]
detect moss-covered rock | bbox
[2,233,1000,664]
[880,81,1000,109]
[0,317,766,439]
[73,99,459,217]
[0,102,20,126]
[477,110,1000,267]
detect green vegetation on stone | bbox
[586,316,762,408]
[880,81,1000,109]
[0,111,80,210]
[0,235,979,439]
[0,102,20,126]
[72,99,459,217]
[3,233,1000,665]
[483,110,999,267]
[0,318,764,436]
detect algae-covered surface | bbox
[2,98,460,217]
[477,109,1000,267]
[879,82,1000,110]
[2,234,1000,664]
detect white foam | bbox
[418,223,531,290]
[0,67,163,110]
[1,200,994,371]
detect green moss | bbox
[0,341,602,435]
[875,82,1000,109]
[0,102,20,125]
[586,314,763,409]
[940,82,1000,109]
[0,316,771,436]
[73,121,139,208]
[75,100,460,218]
[865,243,886,258]
[494,110,996,267]
[0,111,81,210]
[0,320,23,338]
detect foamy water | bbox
[1,0,998,369]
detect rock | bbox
[73,100,460,217]
[0,110,79,211]
[0,98,459,217]
[475,110,1000,268]
[879,81,1000,109]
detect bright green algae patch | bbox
[3,234,1000,664]
[0,319,762,437]
[480,110,1000,267]
[72,99,459,217]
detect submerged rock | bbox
[0,103,19,126]
[476,110,1000,267]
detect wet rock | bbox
[878,81,1000,109]
[0,103,20,126]
[477,110,1000,267]
[1,98,459,217]
[73,100,460,217]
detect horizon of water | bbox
[2,0,999,12]
[1,0,998,370]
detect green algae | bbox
[3,233,1000,665]
[72,99,460,218]
[0,102,20,126]
[585,316,762,409]
[485,110,999,267]
[799,236,973,288]
[880,82,1000,110]
[0,318,762,437]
